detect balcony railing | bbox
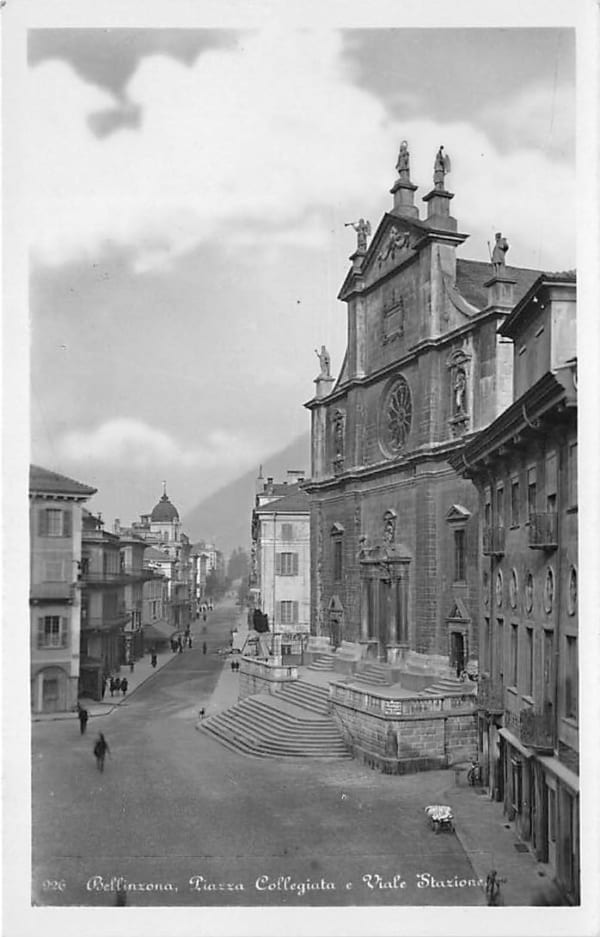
[477,675,504,712]
[519,707,556,751]
[482,526,506,556]
[528,512,558,550]
[81,614,128,632]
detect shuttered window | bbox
[277,601,298,625]
[275,552,299,576]
[38,508,72,538]
[281,523,294,541]
[37,616,68,648]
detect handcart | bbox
[425,804,455,834]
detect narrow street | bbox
[32,598,484,908]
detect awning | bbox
[143,621,176,643]
[538,755,579,793]
[498,727,533,760]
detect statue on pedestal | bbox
[396,140,410,177]
[433,145,451,190]
[345,218,371,253]
[315,344,331,378]
[490,232,509,274]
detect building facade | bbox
[305,145,539,677]
[29,466,97,714]
[250,476,311,652]
[450,272,578,902]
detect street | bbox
[32,599,484,907]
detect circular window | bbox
[381,376,412,455]
[544,567,555,614]
[568,566,577,615]
[509,569,518,609]
[525,572,534,614]
[495,570,503,608]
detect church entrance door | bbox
[450,631,465,676]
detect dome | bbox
[150,491,179,523]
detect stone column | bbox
[360,577,370,641]
[388,578,398,645]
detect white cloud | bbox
[56,418,266,470]
[27,28,575,273]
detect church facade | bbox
[305,144,539,677]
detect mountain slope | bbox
[183,432,310,555]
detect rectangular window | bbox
[525,627,534,696]
[511,479,520,527]
[44,555,67,581]
[276,552,299,576]
[510,623,518,687]
[527,467,537,518]
[485,617,492,673]
[496,486,505,528]
[545,452,557,497]
[568,443,577,507]
[278,600,299,625]
[511,758,523,813]
[281,523,294,541]
[37,616,67,648]
[453,529,466,581]
[565,635,578,720]
[333,539,343,581]
[484,488,492,529]
[38,508,72,538]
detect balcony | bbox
[519,707,555,751]
[81,614,128,632]
[477,675,504,713]
[528,512,558,550]
[482,526,506,556]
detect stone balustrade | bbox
[329,681,476,718]
[240,657,298,682]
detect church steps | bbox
[308,654,335,671]
[274,680,331,714]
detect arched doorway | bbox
[327,595,344,649]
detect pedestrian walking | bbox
[77,704,89,735]
[485,869,505,906]
[199,708,205,719]
[202,641,207,655]
[93,732,110,772]
[114,677,121,694]
[101,675,107,699]
[151,653,157,668]
[188,636,193,649]
[120,677,128,696]
[178,639,183,654]
[129,659,134,673]
[203,612,207,622]
[109,677,116,697]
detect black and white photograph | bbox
[2,0,599,935]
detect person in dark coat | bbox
[93,732,110,771]
[120,677,128,696]
[188,636,193,648]
[151,653,157,668]
[101,676,107,699]
[113,677,121,694]
[178,639,183,654]
[109,677,116,697]
[77,704,89,734]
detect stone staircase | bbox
[352,662,392,687]
[198,693,350,759]
[275,679,331,715]
[308,653,335,672]
[420,675,476,697]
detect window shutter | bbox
[38,510,48,537]
[293,553,299,575]
[37,617,45,647]
[61,617,68,647]
[62,509,72,538]
[275,553,282,575]
[293,602,299,623]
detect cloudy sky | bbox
[26,21,576,529]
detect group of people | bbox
[230,658,240,672]
[108,676,129,696]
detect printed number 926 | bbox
[42,880,66,892]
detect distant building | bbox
[450,271,578,902]
[250,473,310,653]
[29,465,96,713]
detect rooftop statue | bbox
[490,232,510,274]
[433,145,451,190]
[395,140,410,177]
[315,344,331,378]
[344,218,372,253]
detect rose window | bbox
[382,376,412,453]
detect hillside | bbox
[183,432,310,556]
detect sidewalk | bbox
[31,645,180,722]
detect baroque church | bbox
[305,143,539,678]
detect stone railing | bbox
[239,656,298,683]
[477,676,505,712]
[329,682,476,718]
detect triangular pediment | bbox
[328,594,344,612]
[447,596,471,621]
[445,503,471,522]
[338,213,424,300]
